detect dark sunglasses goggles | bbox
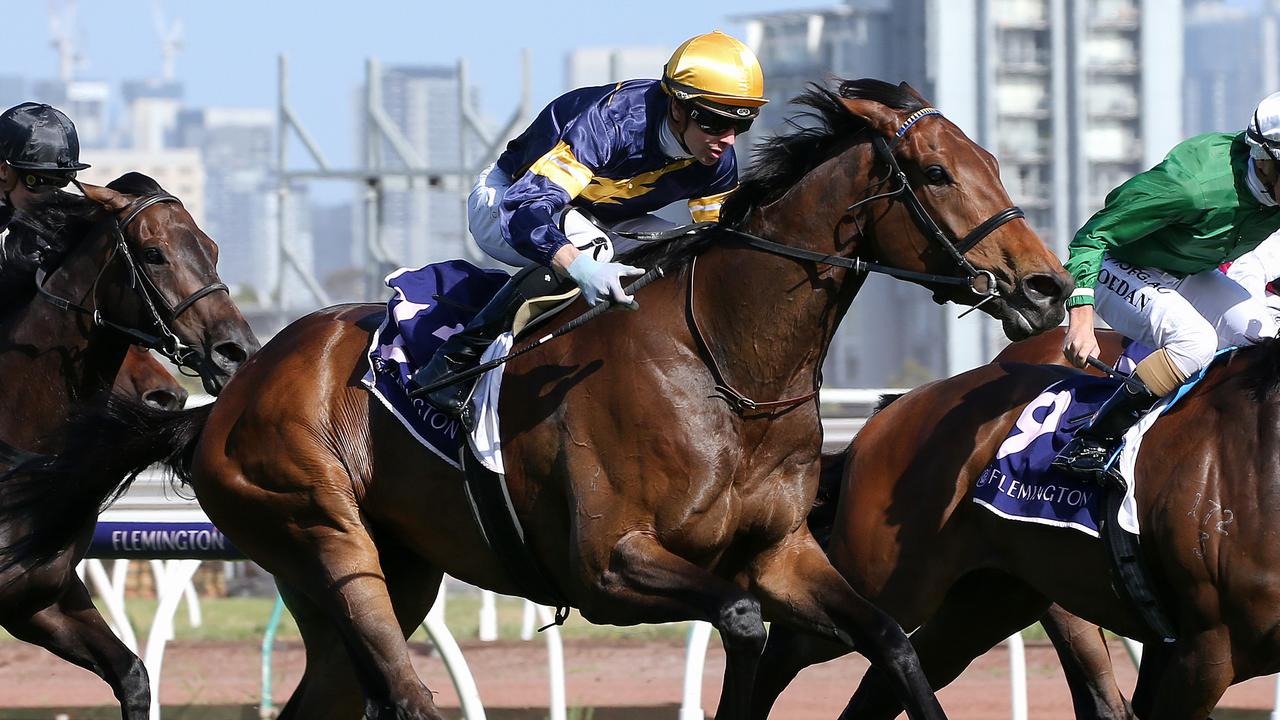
[687,104,755,136]
[21,171,74,191]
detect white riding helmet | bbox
[1246,91,1280,161]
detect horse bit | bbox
[34,192,229,375]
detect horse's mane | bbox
[720,78,926,228]
[1238,337,1280,401]
[616,78,923,272]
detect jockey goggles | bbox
[20,171,74,192]
[687,101,755,136]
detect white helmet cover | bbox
[1246,91,1280,161]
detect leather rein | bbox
[33,192,229,375]
[667,107,1026,415]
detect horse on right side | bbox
[754,335,1280,720]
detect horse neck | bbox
[693,156,866,403]
[0,251,130,453]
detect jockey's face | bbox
[1258,158,1280,201]
[669,100,741,166]
[0,163,73,212]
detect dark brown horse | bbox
[994,327,1134,720]
[0,175,255,719]
[2,80,1071,719]
[115,346,189,410]
[753,334,1280,719]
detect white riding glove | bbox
[566,253,643,309]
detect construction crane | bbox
[151,0,183,83]
[46,0,85,83]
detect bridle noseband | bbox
[34,192,230,375]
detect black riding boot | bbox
[1051,380,1162,478]
[411,277,528,421]
[411,265,561,422]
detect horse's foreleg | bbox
[751,623,850,720]
[1041,604,1134,720]
[838,569,1050,720]
[748,532,946,720]
[4,575,149,719]
[582,531,766,720]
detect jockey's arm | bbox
[1225,228,1280,299]
[1064,166,1197,310]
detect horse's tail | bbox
[808,449,851,549]
[0,395,213,572]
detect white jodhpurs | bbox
[1094,254,1279,378]
[467,162,677,268]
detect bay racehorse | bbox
[994,327,1133,720]
[2,80,1071,719]
[753,333,1280,719]
[116,346,189,410]
[0,175,255,719]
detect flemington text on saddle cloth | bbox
[362,260,512,472]
[972,346,1221,538]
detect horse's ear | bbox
[79,183,131,213]
[897,82,930,106]
[839,97,904,138]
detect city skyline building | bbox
[1183,0,1280,136]
[358,64,487,271]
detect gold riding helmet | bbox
[662,31,768,126]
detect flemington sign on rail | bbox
[90,521,242,560]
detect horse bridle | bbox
[640,107,1028,414]
[719,107,1026,313]
[34,192,229,374]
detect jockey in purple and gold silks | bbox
[489,78,739,267]
[414,30,768,421]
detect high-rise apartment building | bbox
[360,65,486,269]
[1183,0,1280,136]
[739,0,1183,386]
[175,107,279,303]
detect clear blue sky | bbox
[2,0,823,167]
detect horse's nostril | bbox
[144,390,180,411]
[214,341,249,368]
[1023,273,1067,303]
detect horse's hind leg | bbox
[827,569,1048,719]
[4,574,149,719]
[748,532,946,720]
[1143,627,1232,720]
[1041,604,1134,719]
[277,536,444,720]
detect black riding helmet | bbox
[0,102,90,173]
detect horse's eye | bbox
[142,247,167,265]
[924,165,950,184]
